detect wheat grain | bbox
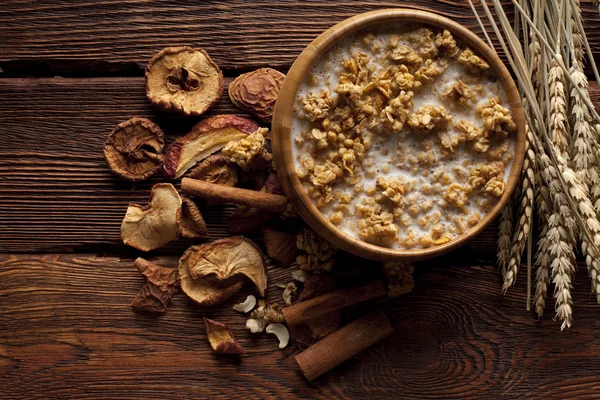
[503,127,535,292]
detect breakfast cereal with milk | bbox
[291,24,516,249]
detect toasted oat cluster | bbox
[293,24,516,249]
[222,127,272,170]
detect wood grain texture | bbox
[2,253,600,399]
[0,1,599,75]
[1,77,599,255]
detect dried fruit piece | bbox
[104,117,165,181]
[233,295,257,313]
[131,258,179,313]
[229,205,274,234]
[264,172,285,196]
[146,46,223,116]
[265,323,290,349]
[203,318,245,355]
[121,183,182,252]
[188,155,239,187]
[229,67,285,122]
[179,247,244,306]
[164,115,259,179]
[262,226,298,266]
[180,237,267,296]
[179,195,209,239]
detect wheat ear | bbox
[536,150,576,328]
[561,167,600,302]
[549,56,569,160]
[533,160,552,318]
[547,213,576,330]
[498,202,513,277]
[534,215,550,318]
[568,67,600,300]
[503,127,535,292]
[571,0,585,69]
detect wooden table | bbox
[2,1,600,399]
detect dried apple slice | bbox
[130,257,179,313]
[164,115,259,179]
[229,68,285,122]
[203,318,245,355]
[181,237,267,296]
[146,46,223,116]
[121,183,182,252]
[179,247,244,306]
[188,155,239,187]
[104,117,165,181]
[262,226,298,266]
[179,195,209,239]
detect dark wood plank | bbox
[0,1,598,75]
[1,78,599,254]
[1,253,599,399]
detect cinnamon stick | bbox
[282,280,385,326]
[295,310,393,381]
[181,178,288,213]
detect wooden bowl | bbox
[271,9,526,262]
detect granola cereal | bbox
[292,24,516,249]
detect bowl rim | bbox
[271,8,526,262]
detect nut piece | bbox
[229,68,285,122]
[104,117,165,181]
[180,236,268,296]
[233,295,257,313]
[164,115,259,179]
[188,155,239,187]
[291,270,309,283]
[179,256,244,306]
[131,257,180,313]
[246,318,268,333]
[179,195,209,239]
[121,183,182,252]
[203,318,245,355]
[262,226,299,266]
[280,282,298,306]
[265,323,290,349]
[146,46,223,116]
